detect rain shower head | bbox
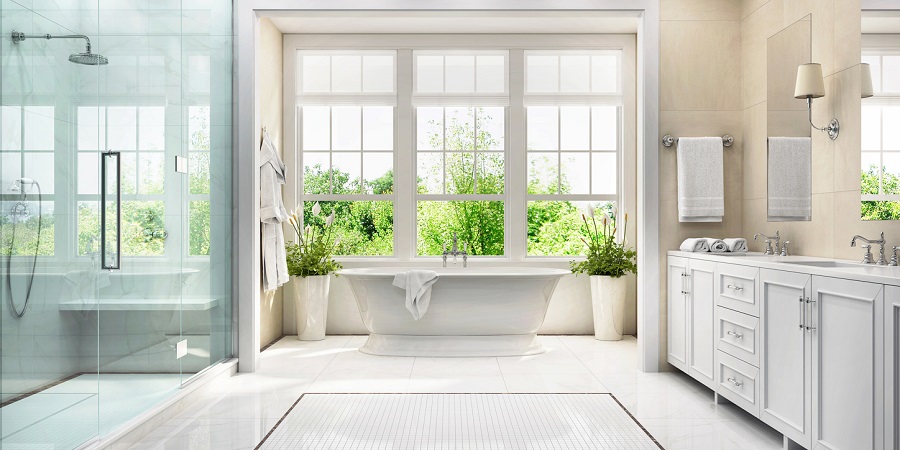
[11,30,108,65]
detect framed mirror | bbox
[766,14,812,221]
[861,10,900,220]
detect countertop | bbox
[667,251,900,287]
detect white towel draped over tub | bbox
[393,270,439,320]
[260,130,290,292]
[677,137,725,222]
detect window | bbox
[296,51,396,256]
[189,105,212,256]
[862,50,900,220]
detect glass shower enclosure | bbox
[0,1,233,448]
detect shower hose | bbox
[6,180,41,318]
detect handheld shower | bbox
[5,178,43,318]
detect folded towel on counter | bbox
[704,238,728,253]
[767,137,812,220]
[722,238,748,252]
[392,270,439,320]
[677,137,725,222]
[679,238,710,252]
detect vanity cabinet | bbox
[885,285,900,450]
[667,257,716,388]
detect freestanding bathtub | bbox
[338,267,569,357]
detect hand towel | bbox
[679,238,710,252]
[677,137,725,222]
[393,270,439,320]
[704,238,728,253]
[260,130,290,292]
[722,238,748,252]
[767,137,811,221]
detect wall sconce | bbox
[794,63,839,140]
[861,63,874,99]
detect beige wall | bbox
[658,0,744,368]
[259,17,285,350]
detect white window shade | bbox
[413,50,509,106]
[296,50,397,105]
[523,50,622,106]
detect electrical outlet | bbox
[176,339,187,359]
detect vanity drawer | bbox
[717,264,759,317]
[716,307,759,367]
[716,350,759,417]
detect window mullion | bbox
[507,49,527,261]
[395,49,414,261]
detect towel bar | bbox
[662,134,733,148]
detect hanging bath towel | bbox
[260,130,290,292]
[677,137,725,222]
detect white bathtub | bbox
[339,267,569,357]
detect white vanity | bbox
[667,250,900,450]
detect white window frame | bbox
[283,34,636,262]
[862,36,900,205]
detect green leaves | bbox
[285,202,343,277]
[570,211,636,278]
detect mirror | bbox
[766,15,812,221]
[861,10,900,220]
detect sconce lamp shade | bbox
[794,63,826,99]
[861,63,874,99]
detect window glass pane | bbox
[476,55,505,93]
[445,55,475,93]
[560,106,589,150]
[884,153,900,195]
[883,106,900,150]
[363,152,393,194]
[884,56,900,93]
[120,153,137,195]
[362,106,393,150]
[190,152,210,194]
[331,106,361,151]
[121,200,165,256]
[190,200,211,256]
[363,55,394,93]
[417,107,443,150]
[417,201,504,256]
[445,152,475,194]
[1,106,21,151]
[862,152,881,195]
[417,152,443,194]
[592,106,618,150]
[77,201,99,256]
[23,153,54,194]
[527,107,559,151]
[527,201,615,256]
[331,152,362,194]
[1,153,20,183]
[591,54,618,93]
[108,107,137,151]
[302,152,330,195]
[560,55,590,93]
[78,153,99,194]
[861,201,900,220]
[526,55,558,93]
[528,152,558,195]
[189,106,211,151]
[592,152,617,194]
[139,107,165,151]
[23,106,54,150]
[302,106,330,150]
[445,107,475,151]
[2,200,54,256]
[302,55,330,92]
[331,55,362,93]
[300,201,393,256]
[476,107,504,151]
[77,107,104,151]
[862,106,881,151]
[561,153,589,194]
[476,153,504,195]
[416,55,444,93]
[138,153,164,195]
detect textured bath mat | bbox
[256,393,662,449]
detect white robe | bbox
[260,131,289,291]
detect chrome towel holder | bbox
[662,134,734,148]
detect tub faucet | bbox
[851,232,887,265]
[754,231,780,255]
[442,232,468,268]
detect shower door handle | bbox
[100,150,121,270]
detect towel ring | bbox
[662,134,733,148]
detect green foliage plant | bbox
[570,206,637,278]
[285,202,343,277]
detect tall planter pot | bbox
[292,275,330,341]
[590,275,627,341]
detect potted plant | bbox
[571,205,637,341]
[285,202,342,341]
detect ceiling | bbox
[266,11,641,35]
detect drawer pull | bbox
[726,284,744,291]
[727,377,743,387]
[726,330,743,339]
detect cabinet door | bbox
[688,259,717,389]
[667,257,689,372]
[886,285,900,450]
[811,276,884,450]
[759,269,811,446]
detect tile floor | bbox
[128,336,783,450]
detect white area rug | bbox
[258,393,662,450]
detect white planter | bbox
[590,275,627,341]
[292,275,330,341]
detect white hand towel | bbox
[722,238,748,252]
[392,270,439,320]
[677,137,725,222]
[704,238,728,253]
[679,238,709,252]
[767,137,811,220]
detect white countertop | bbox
[667,251,900,287]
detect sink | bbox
[781,260,864,268]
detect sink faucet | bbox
[851,232,887,265]
[442,232,468,267]
[754,231,780,256]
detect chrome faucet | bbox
[890,246,899,267]
[754,231,780,256]
[851,232,887,265]
[442,232,468,267]
[780,241,790,257]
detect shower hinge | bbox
[176,339,188,359]
[175,156,187,174]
